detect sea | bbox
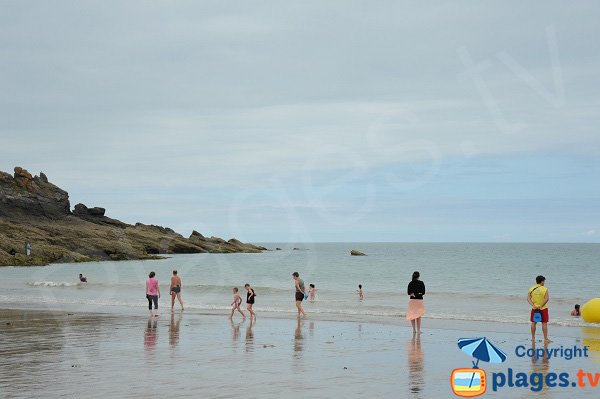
[1,243,598,327]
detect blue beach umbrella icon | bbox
[457,337,507,388]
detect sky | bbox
[1,1,599,242]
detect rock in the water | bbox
[276,248,282,250]
[350,249,367,256]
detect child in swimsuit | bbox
[245,284,257,319]
[230,287,246,320]
[308,284,317,301]
[357,284,364,300]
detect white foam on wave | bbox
[28,281,81,288]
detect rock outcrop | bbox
[0,167,71,219]
[350,249,367,256]
[0,167,265,266]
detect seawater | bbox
[1,243,598,326]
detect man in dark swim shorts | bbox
[170,270,184,311]
[292,272,306,317]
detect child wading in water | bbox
[230,287,246,320]
[357,284,364,300]
[308,284,317,301]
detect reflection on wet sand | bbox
[245,318,254,352]
[529,341,550,398]
[144,317,158,351]
[169,312,182,348]
[407,333,424,399]
[583,327,600,363]
[230,319,242,344]
[294,318,304,358]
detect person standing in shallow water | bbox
[245,283,256,320]
[406,271,425,334]
[528,275,550,343]
[170,270,184,311]
[146,271,161,317]
[292,272,306,318]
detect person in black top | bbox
[245,283,257,320]
[406,271,426,334]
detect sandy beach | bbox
[1,307,599,398]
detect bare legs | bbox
[230,305,246,320]
[296,301,306,318]
[247,304,256,319]
[531,322,551,343]
[542,322,550,342]
[171,292,184,311]
[410,318,422,334]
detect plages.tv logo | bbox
[451,337,508,397]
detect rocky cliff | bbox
[0,167,266,266]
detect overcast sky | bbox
[1,1,599,242]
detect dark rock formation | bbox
[350,249,367,256]
[190,230,205,240]
[0,167,71,219]
[73,203,106,217]
[74,203,126,228]
[0,167,265,266]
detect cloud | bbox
[1,1,600,241]
[587,229,597,236]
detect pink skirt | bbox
[406,299,425,321]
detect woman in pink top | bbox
[146,271,161,317]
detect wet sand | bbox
[1,308,599,398]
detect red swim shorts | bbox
[530,308,549,323]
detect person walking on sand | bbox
[170,270,184,311]
[230,287,246,320]
[406,271,426,334]
[528,275,550,343]
[292,272,306,318]
[146,271,161,317]
[245,283,257,319]
[357,284,364,300]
